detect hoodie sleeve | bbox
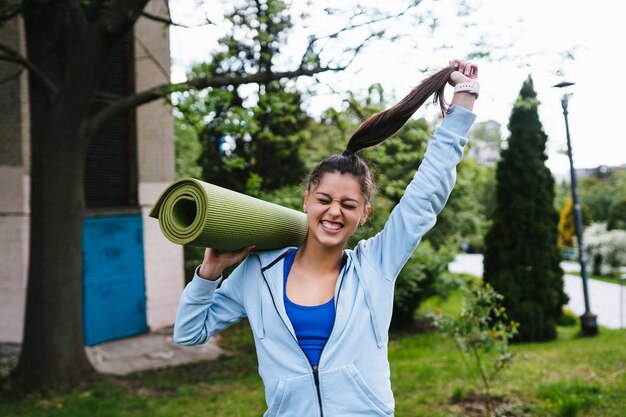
[356,105,476,281]
[173,258,249,345]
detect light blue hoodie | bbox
[174,105,476,417]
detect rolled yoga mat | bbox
[149,177,308,250]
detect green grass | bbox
[2,294,625,417]
[567,271,626,286]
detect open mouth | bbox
[320,220,343,232]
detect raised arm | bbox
[356,59,479,280]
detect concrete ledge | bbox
[85,328,227,375]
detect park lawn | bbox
[1,297,625,417]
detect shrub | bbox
[558,308,578,327]
[392,241,458,326]
[433,283,518,414]
[584,222,626,276]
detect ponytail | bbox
[306,65,455,201]
[345,66,455,154]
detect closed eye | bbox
[317,199,357,209]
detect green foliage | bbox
[391,242,458,326]
[484,76,568,342]
[433,283,518,414]
[174,119,202,179]
[428,157,496,251]
[578,168,626,229]
[557,308,578,327]
[173,0,310,193]
[537,380,604,417]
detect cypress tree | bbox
[483,77,568,342]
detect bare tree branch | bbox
[134,35,169,81]
[335,31,382,70]
[140,10,213,28]
[0,42,57,95]
[0,2,22,22]
[85,65,342,134]
[300,1,421,68]
[321,1,420,42]
[0,66,23,86]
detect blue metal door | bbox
[83,214,147,346]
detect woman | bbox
[174,59,479,416]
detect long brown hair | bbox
[345,66,455,154]
[307,65,456,201]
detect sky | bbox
[169,0,626,175]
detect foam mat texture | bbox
[149,178,308,250]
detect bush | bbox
[433,283,518,414]
[584,222,626,276]
[558,308,578,327]
[392,241,458,326]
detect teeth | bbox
[321,221,342,230]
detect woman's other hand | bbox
[198,245,256,281]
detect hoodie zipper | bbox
[260,253,349,417]
[312,261,347,417]
[313,368,323,416]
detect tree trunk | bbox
[12,1,144,388]
[14,115,96,388]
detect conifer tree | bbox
[483,77,568,342]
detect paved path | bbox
[449,254,626,329]
[1,327,226,377]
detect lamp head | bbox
[553,81,575,110]
[553,81,575,89]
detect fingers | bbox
[448,59,479,78]
[205,245,256,264]
[236,244,257,261]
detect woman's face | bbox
[303,171,371,250]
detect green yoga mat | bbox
[149,178,308,250]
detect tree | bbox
[483,77,567,342]
[175,0,310,194]
[426,157,496,251]
[558,196,591,248]
[0,0,413,388]
[578,168,626,230]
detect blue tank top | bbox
[283,248,336,367]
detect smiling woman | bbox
[173,59,479,416]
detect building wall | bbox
[134,1,184,331]
[0,16,30,343]
[0,0,183,342]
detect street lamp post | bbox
[553,81,598,336]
